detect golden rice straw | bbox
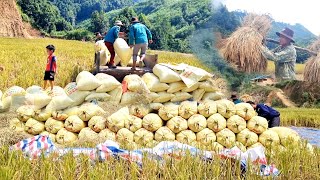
[220,14,272,73]
[304,39,320,83]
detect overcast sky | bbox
[216,0,320,36]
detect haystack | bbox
[220,14,272,73]
[304,39,320,83]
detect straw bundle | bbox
[220,14,272,73]
[304,39,320,83]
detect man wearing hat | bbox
[129,17,153,70]
[262,27,297,80]
[104,20,124,68]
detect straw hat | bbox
[276,27,295,43]
[114,20,123,26]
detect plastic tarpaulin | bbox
[11,135,279,177]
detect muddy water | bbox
[290,126,320,147]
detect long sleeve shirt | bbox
[261,44,297,80]
[129,22,152,45]
[256,104,280,120]
[104,26,120,44]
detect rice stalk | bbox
[220,14,272,73]
[304,39,320,83]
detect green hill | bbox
[17,0,316,57]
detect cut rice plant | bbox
[304,39,320,83]
[220,14,272,73]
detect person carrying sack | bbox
[104,20,124,68]
[129,17,153,70]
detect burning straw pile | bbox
[220,14,272,73]
[304,39,320,83]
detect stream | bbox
[290,126,320,147]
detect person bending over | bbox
[247,101,280,128]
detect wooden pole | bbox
[265,38,318,56]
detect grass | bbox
[0,141,318,179]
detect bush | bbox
[65,29,94,41]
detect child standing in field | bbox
[43,45,57,90]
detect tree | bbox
[90,11,108,33]
[138,13,152,28]
[17,0,72,33]
[111,7,137,28]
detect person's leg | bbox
[132,44,141,70]
[105,42,116,67]
[43,80,48,90]
[49,81,54,90]
[139,43,148,62]
[269,116,280,128]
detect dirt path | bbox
[266,89,296,107]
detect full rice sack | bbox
[56,128,78,144]
[153,64,181,83]
[64,82,90,106]
[178,101,198,119]
[76,71,101,91]
[107,107,130,132]
[24,92,52,110]
[77,103,105,121]
[78,127,99,142]
[207,113,227,133]
[158,103,179,121]
[142,113,163,132]
[95,73,121,93]
[123,74,149,93]
[134,128,154,145]
[166,116,188,133]
[141,73,170,92]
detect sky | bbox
[214,0,320,36]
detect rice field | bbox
[0,38,205,89]
[0,37,305,90]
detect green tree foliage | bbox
[17,0,72,32]
[111,7,137,28]
[90,11,108,33]
[65,29,93,41]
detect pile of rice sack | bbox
[2,63,306,152]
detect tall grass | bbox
[0,143,318,179]
[277,108,320,128]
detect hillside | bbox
[0,0,29,37]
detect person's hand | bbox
[149,40,153,44]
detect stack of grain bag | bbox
[3,63,307,151]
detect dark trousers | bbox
[268,116,280,128]
[104,42,115,65]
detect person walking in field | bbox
[43,45,57,90]
[247,101,280,128]
[104,20,124,68]
[261,27,297,81]
[129,17,153,70]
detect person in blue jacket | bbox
[104,20,124,68]
[129,17,153,70]
[247,101,280,128]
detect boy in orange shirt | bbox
[43,45,57,90]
